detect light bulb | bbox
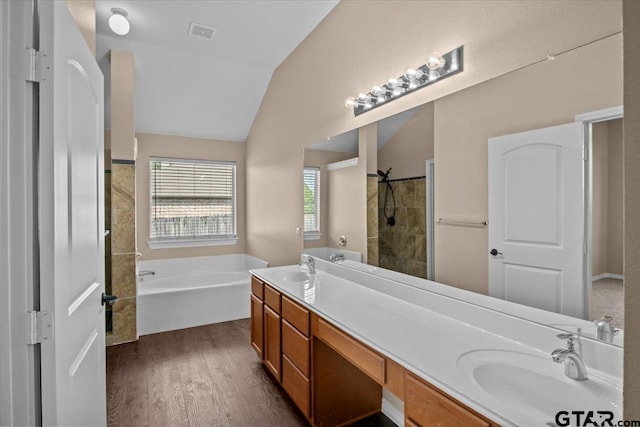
[364,101,373,109]
[344,96,356,108]
[371,85,384,96]
[357,93,368,101]
[427,52,445,70]
[392,87,403,97]
[387,77,398,89]
[428,70,441,82]
[405,68,417,79]
[109,9,130,36]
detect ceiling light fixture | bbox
[344,46,464,116]
[109,8,130,36]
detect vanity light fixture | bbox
[344,46,463,116]
[109,8,130,36]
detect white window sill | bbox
[304,232,322,241]
[148,237,239,249]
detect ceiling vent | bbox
[188,22,216,40]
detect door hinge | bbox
[27,310,54,345]
[25,48,52,83]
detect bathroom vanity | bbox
[250,258,622,427]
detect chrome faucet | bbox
[594,316,619,342]
[551,331,588,381]
[137,270,155,277]
[299,256,316,274]
[329,253,345,263]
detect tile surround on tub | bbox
[109,161,137,345]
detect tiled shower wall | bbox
[107,160,137,345]
[378,178,427,278]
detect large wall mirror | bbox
[301,33,623,347]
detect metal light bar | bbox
[347,46,464,116]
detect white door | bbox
[38,1,106,425]
[488,122,585,318]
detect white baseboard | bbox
[381,397,404,426]
[592,273,624,281]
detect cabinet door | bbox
[282,355,310,418]
[405,373,492,427]
[264,305,282,381]
[250,294,264,359]
[282,319,310,376]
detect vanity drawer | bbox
[282,319,310,376]
[282,295,310,337]
[405,372,493,427]
[316,318,385,384]
[251,276,264,300]
[264,284,281,313]
[282,354,310,418]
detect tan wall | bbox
[592,122,609,276]
[434,34,622,294]
[135,132,247,261]
[624,0,640,416]
[325,130,370,255]
[303,149,354,248]
[110,50,135,161]
[378,102,435,180]
[245,1,621,267]
[607,119,623,275]
[66,0,96,57]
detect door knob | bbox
[101,293,118,306]
[490,248,503,256]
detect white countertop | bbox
[250,261,622,427]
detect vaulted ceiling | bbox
[96,0,338,141]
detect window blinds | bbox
[150,158,236,240]
[303,168,320,233]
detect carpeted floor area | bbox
[589,278,624,329]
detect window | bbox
[303,167,320,239]
[149,157,236,247]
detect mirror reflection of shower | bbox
[378,168,396,226]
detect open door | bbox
[488,122,585,318]
[38,1,106,425]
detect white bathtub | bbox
[137,254,268,335]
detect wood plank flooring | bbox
[106,319,308,427]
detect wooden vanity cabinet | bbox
[281,296,311,418]
[263,285,282,382]
[405,372,495,427]
[249,276,499,427]
[250,277,264,358]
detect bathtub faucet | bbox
[329,253,345,263]
[299,256,316,274]
[138,270,155,277]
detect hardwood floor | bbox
[106,319,308,427]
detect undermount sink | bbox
[269,270,313,284]
[456,350,621,423]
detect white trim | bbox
[592,273,624,281]
[575,105,623,123]
[327,157,358,170]
[1,1,39,424]
[148,237,238,249]
[577,106,624,321]
[381,397,404,426]
[303,232,322,241]
[426,160,435,281]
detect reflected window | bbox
[303,167,320,237]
